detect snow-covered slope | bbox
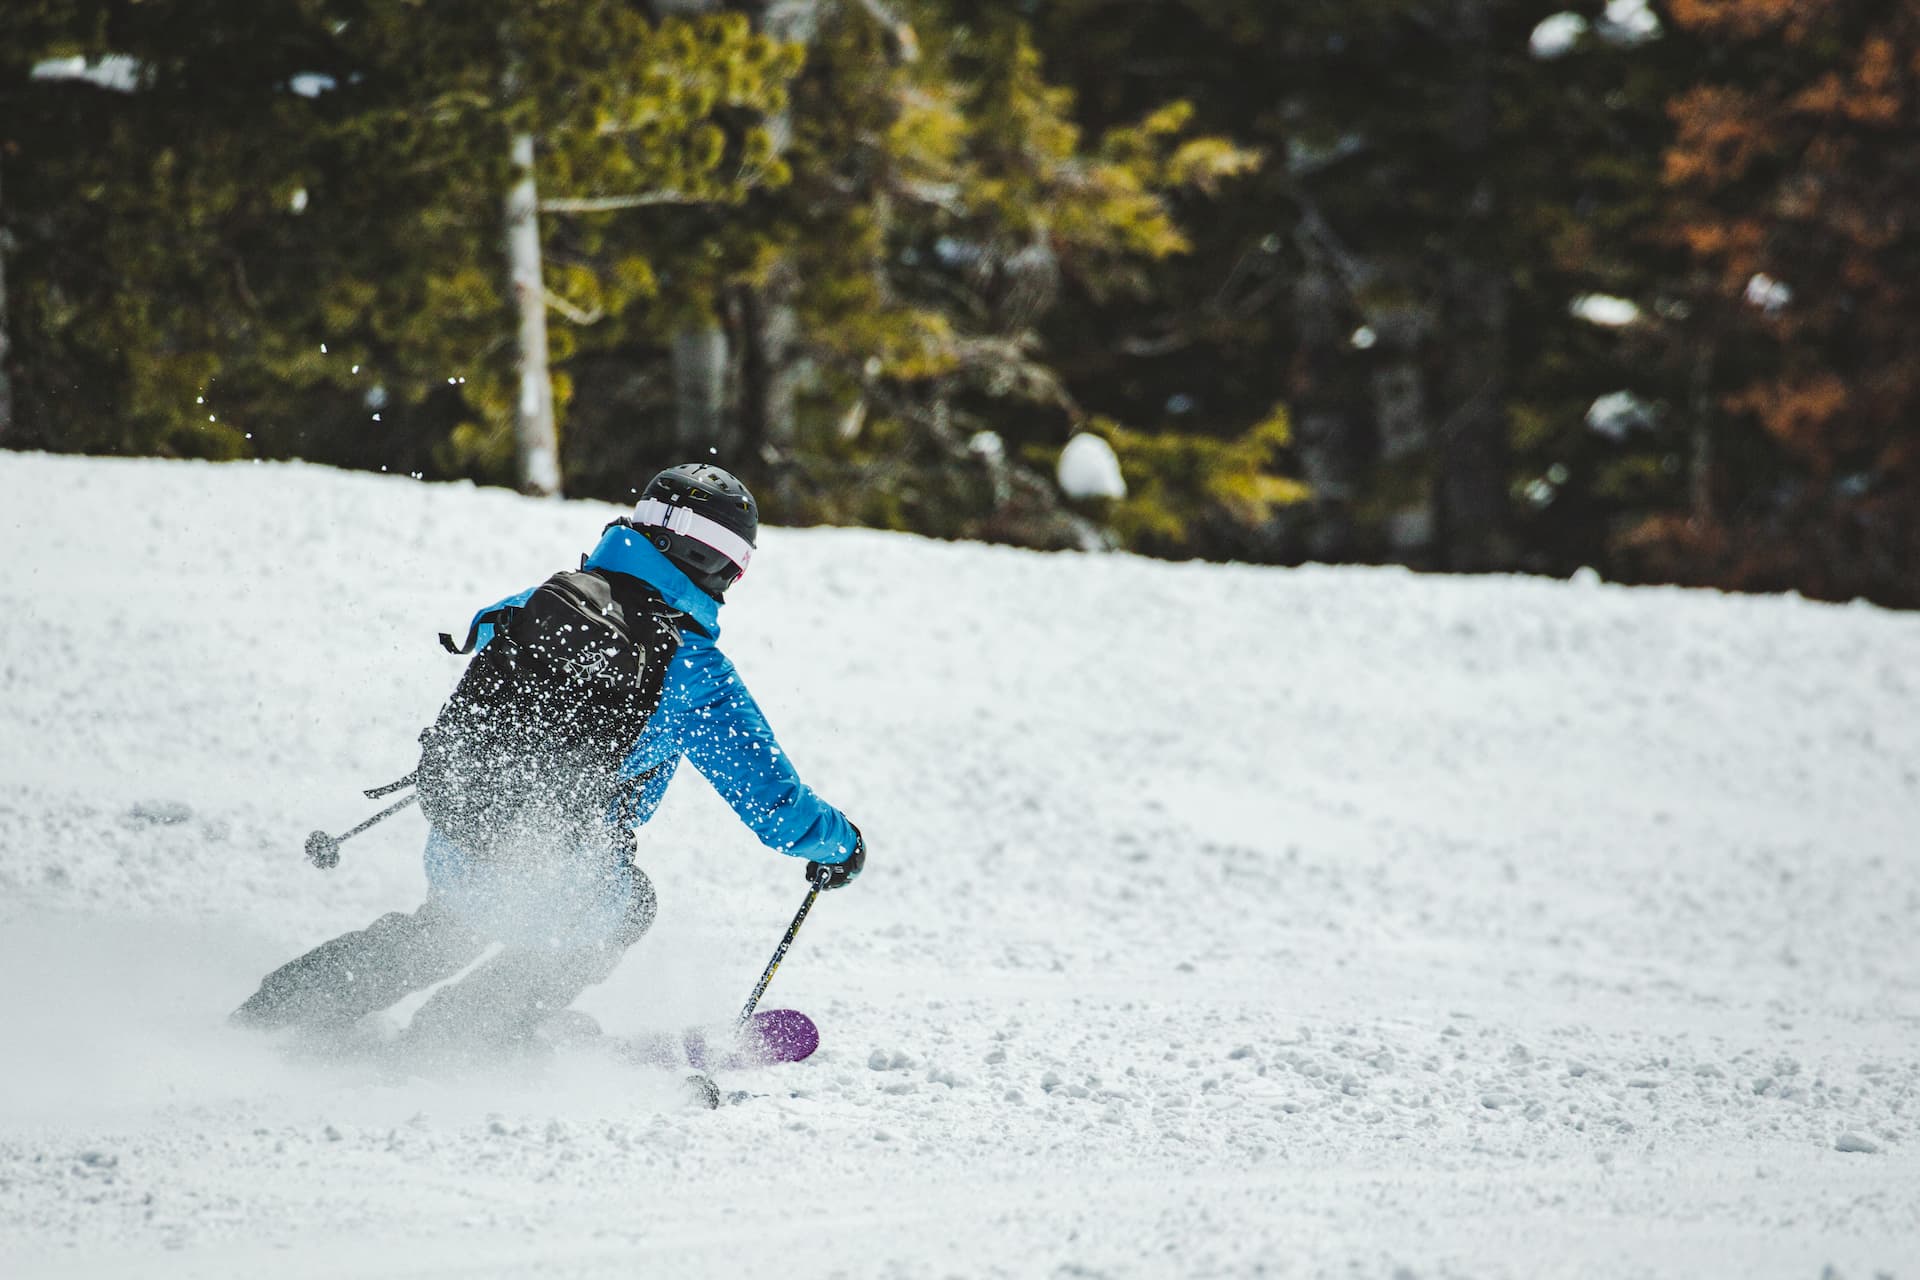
[2,452,1917,1279]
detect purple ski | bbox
[620,1008,818,1070]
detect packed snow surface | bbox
[3,454,1918,1278]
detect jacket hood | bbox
[584,523,722,638]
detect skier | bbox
[232,463,864,1054]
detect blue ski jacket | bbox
[451,523,861,869]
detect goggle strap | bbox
[632,497,754,575]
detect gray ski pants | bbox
[232,869,656,1048]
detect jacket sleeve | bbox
[673,644,860,864]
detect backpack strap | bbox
[439,604,517,655]
[436,571,693,651]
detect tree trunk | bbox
[1433,0,1511,572]
[0,160,13,441]
[1370,301,1436,560]
[1435,256,1508,570]
[672,323,731,453]
[648,3,739,465]
[736,260,801,457]
[1688,327,1718,523]
[734,1,813,469]
[1288,254,1358,559]
[505,129,561,496]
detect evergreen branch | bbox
[543,289,604,325]
[947,335,1084,419]
[539,191,704,213]
[861,376,1109,551]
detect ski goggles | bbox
[631,497,754,577]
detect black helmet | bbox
[632,463,758,600]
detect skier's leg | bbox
[406,867,656,1050]
[231,899,487,1032]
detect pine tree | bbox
[1026,1,1715,575]
[1629,0,1920,605]
[735,1,1260,546]
[0,1,799,491]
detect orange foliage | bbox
[1669,218,1764,283]
[1656,0,1920,604]
[1613,505,1920,607]
[1664,86,1772,184]
[1789,72,1848,116]
[1728,375,1849,465]
[1669,0,1834,42]
[1840,40,1902,123]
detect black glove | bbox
[806,829,865,891]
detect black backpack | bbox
[413,569,686,857]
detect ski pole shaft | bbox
[339,792,419,841]
[737,874,827,1027]
[305,792,418,870]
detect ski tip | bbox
[748,1008,819,1063]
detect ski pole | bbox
[305,792,418,870]
[736,867,831,1027]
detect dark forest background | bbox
[4,1,1916,606]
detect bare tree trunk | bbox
[505,128,561,496]
[648,2,739,467]
[1370,305,1428,464]
[733,1,812,467]
[0,161,13,440]
[1370,300,1436,560]
[1688,328,1718,523]
[736,260,801,456]
[1289,254,1358,559]
[672,323,731,453]
[1435,256,1508,570]
[1433,0,1510,571]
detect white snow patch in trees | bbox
[1,454,1918,1278]
[933,235,983,268]
[1351,324,1378,349]
[1529,13,1590,60]
[967,430,1004,460]
[289,188,310,214]
[1600,0,1663,46]
[288,73,339,98]
[1586,389,1655,439]
[1746,272,1794,313]
[1056,433,1127,500]
[1570,293,1642,328]
[30,55,145,92]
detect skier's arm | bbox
[673,646,860,866]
